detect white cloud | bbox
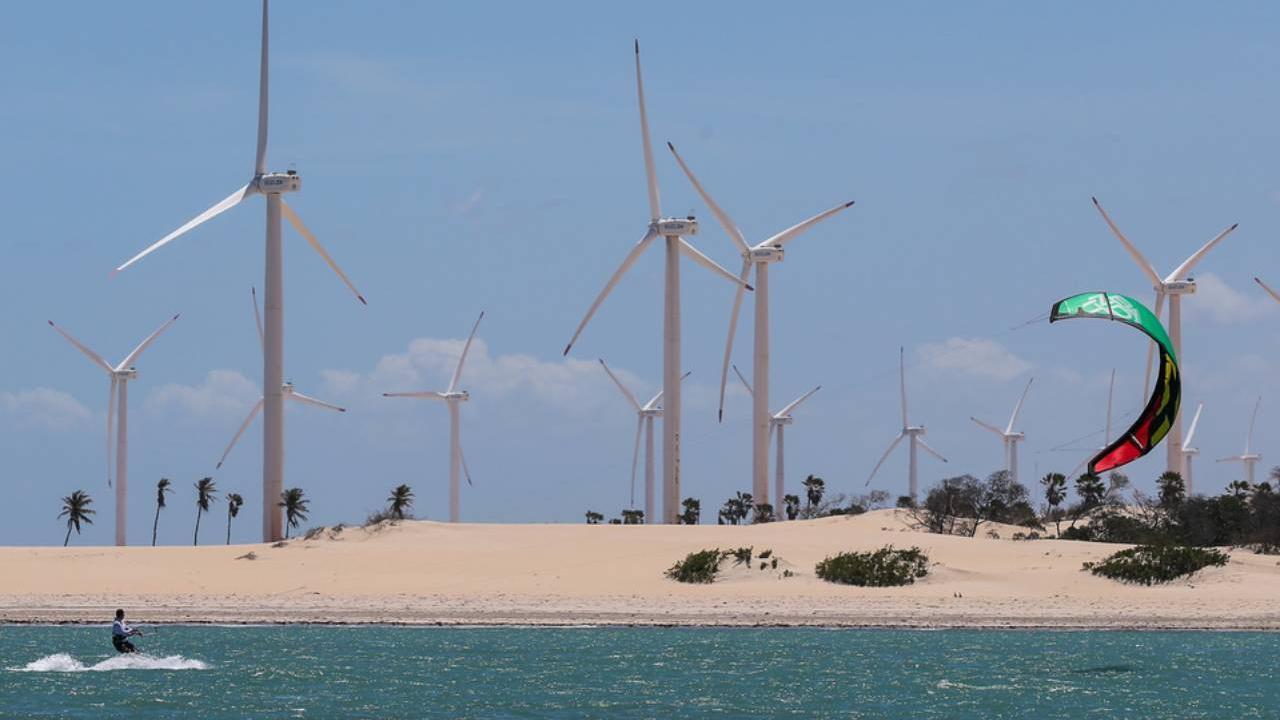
[0,388,91,431]
[1185,273,1274,325]
[916,337,1032,382]
[146,370,260,420]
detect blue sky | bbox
[3,1,1280,544]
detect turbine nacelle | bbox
[1007,431,1026,441]
[1163,279,1195,294]
[905,426,927,436]
[443,390,470,402]
[254,170,301,194]
[652,217,698,236]
[113,368,139,381]
[749,245,784,263]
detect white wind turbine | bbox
[562,42,751,524]
[1068,369,1116,479]
[48,315,180,546]
[384,312,485,523]
[666,142,853,507]
[598,359,690,522]
[114,1,366,541]
[215,289,345,471]
[1091,197,1237,477]
[732,365,820,519]
[1181,402,1204,494]
[1254,276,1280,307]
[969,378,1034,485]
[866,348,948,500]
[1218,397,1262,485]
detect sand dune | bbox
[4,510,1278,628]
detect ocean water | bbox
[1,626,1276,718]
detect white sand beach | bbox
[4,510,1278,628]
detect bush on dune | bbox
[815,546,930,587]
[1084,544,1229,585]
[666,549,724,584]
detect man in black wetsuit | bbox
[111,608,142,653]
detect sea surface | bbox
[1,625,1276,718]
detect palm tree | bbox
[1041,472,1067,536]
[585,510,604,524]
[58,490,95,546]
[679,497,701,525]
[386,484,415,520]
[279,487,309,539]
[802,475,825,510]
[192,477,217,546]
[225,493,243,545]
[783,494,801,521]
[152,478,172,546]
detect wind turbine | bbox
[732,365,820,519]
[562,42,751,524]
[215,289,345,471]
[969,378,1034,485]
[1068,369,1116,479]
[1181,402,1204,494]
[113,1,366,541]
[866,348,948,500]
[1091,197,1237,477]
[383,312,484,523]
[1254,276,1280,306]
[598,359,690,522]
[1218,397,1262,485]
[666,143,853,508]
[48,315,180,546]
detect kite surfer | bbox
[111,608,143,654]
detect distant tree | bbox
[279,487,309,539]
[192,477,218,546]
[1156,472,1186,509]
[752,503,775,524]
[621,509,645,524]
[896,495,916,509]
[1074,473,1106,513]
[225,492,243,545]
[608,518,622,525]
[152,477,172,546]
[1106,472,1130,505]
[679,498,701,525]
[387,484,415,520]
[585,511,604,525]
[58,490,95,547]
[1227,480,1252,499]
[721,492,753,525]
[802,475,825,510]
[1041,472,1067,536]
[783,494,801,521]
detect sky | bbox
[3,1,1280,545]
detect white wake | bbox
[11,653,209,672]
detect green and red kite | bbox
[1049,291,1180,474]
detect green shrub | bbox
[1084,545,1229,585]
[727,546,753,566]
[815,546,930,587]
[665,549,723,583]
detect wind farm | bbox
[11,8,1280,712]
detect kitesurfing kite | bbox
[1049,291,1180,474]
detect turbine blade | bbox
[47,321,114,373]
[382,391,448,401]
[1217,456,1244,464]
[563,230,658,355]
[599,359,642,411]
[776,385,821,418]
[1141,291,1165,403]
[1105,368,1115,443]
[970,417,1004,436]
[1167,223,1238,282]
[287,390,346,413]
[1247,396,1261,454]
[678,238,753,289]
[255,0,269,176]
[216,398,264,469]
[732,364,753,396]
[1255,276,1280,305]
[448,311,485,393]
[717,258,752,421]
[899,347,908,427]
[644,372,687,410]
[917,437,948,463]
[666,141,749,254]
[116,184,253,273]
[1184,402,1204,448]
[280,199,367,304]
[630,416,643,509]
[634,40,660,220]
[252,287,264,352]
[119,314,180,370]
[106,375,117,489]
[1005,377,1034,433]
[458,439,473,487]
[1091,197,1163,288]
[759,200,856,249]
[866,432,905,486]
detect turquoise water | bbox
[1,626,1276,718]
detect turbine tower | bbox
[1181,402,1204,494]
[666,143,853,507]
[1069,369,1116,479]
[215,289,346,471]
[383,312,484,523]
[866,348,948,500]
[562,42,750,524]
[1218,397,1262,485]
[969,378,1034,485]
[49,315,180,546]
[598,359,689,521]
[1091,198,1237,477]
[113,1,366,541]
[732,365,820,519]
